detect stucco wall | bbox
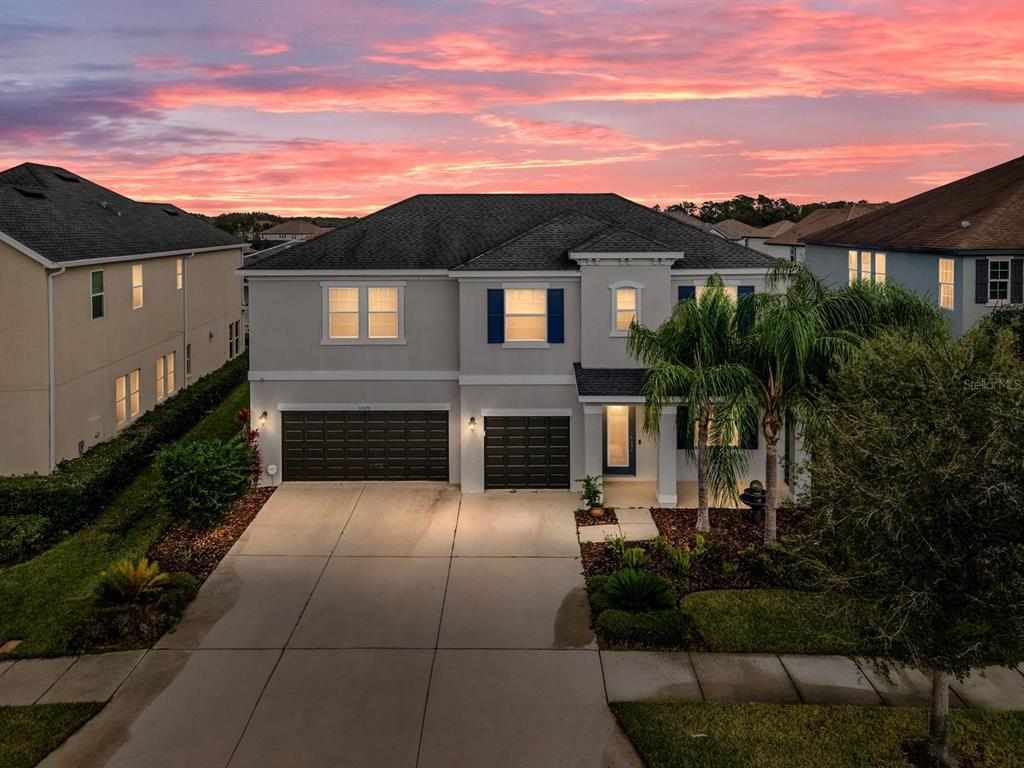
[580,264,672,368]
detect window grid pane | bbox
[91,294,104,320]
[874,253,886,284]
[615,288,636,311]
[368,312,399,338]
[368,287,398,312]
[91,270,103,293]
[166,352,175,394]
[329,313,359,339]
[132,265,143,309]
[940,284,954,310]
[504,289,546,341]
[505,289,546,315]
[860,251,871,277]
[615,309,635,332]
[176,259,183,290]
[990,260,1009,302]
[329,287,359,312]
[506,315,547,341]
[156,358,165,400]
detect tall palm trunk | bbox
[929,670,953,766]
[762,407,782,543]
[696,418,710,532]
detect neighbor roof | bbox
[711,218,795,241]
[245,193,776,272]
[262,219,332,236]
[573,363,647,397]
[0,163,243,265]
[664,211,713,231]
[806,156,1024,253]
[765,204,885,246]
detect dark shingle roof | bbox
[765,204,885,246]
[245,193,775,272]
[0,163,243,264]
[571,228,676,253]
[573,363,647,397]
[806,156,1024,253]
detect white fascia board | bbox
[56,243,242,269]
[458,374,576,385]
[450,271,580,280]
[670,268,771,276]
[250,370,459,381]
[0,230,55,267]
[240,269,449,278]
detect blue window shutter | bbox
[737,285,755,333]
[975,259,988,304]
[678,285,696,302]
[547,288,564,343]
[1011,258,1023,304]
[738,285,755,298]
[487,289,504,343]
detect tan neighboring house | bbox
[0,163,246,476]
[260,219,333,241]
[763,203,886,262]
[708,218,795,255]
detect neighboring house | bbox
[0,163,246,475]
[242,193,782,503]
[664,211,713,232]
[260,219,333,241]
[763,203,885,261]
[708,218,795,256]
[805,156,1023,337]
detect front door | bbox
[603,405,635,475]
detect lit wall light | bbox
[468,416,476,432]
[259,411,268,426]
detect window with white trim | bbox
[989,259,1010,302]
[368,287,399,339]
[611,285,639,335]
[849,250,885,284]
[156,352,175,400]
[505,288,547,341]
[939,258,955,310]
[131,264,143,309]
[90,270,104,319]
[327,287,359,339]
[176,258,183,290]
[228,320,240,357]
[323,284,405,343]
[115,369,140,424]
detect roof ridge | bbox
[571,223,677,252]
[455,209,610,269]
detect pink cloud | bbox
[249,42,291,56]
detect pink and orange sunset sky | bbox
[1,0,1021,217]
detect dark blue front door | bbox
[603,406,635,475]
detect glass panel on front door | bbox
[606,406,630,468]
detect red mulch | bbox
[581,506,812,592]
[149,487,275,581]
[575,507,619,526]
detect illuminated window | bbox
[368,287,399,339]
[131,264,143,309]
[228,321,240,357]
[176,258,183,290]
[327,287,359,339]
[695,408,739,447]
[505,288,547,341]
[129,369,140,417]
[695,284,738,302]
[156,352,175,401]
[609,284,641,335]
[939,258,955,310]
[848,250,858,285]
[874,253,886,284]
[115,369,141,423]
[989,259,1010,302]
[90,270,104,319]
[860,251,871,281]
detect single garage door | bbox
[484,416,570,489]
[282,410,448,481]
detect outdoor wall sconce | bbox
[468,416,477,432]
[259,411,268,426]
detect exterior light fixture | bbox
[259,411,268,426]
[468,416,477,432]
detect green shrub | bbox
[156,436,253,528]
[588,575,612,615]
[0,355,248,546]
[600,568,676,612]
[597,609,693,648]
[621,547,649,570]
[739,538,826,590]
[0,514,51,563]
[95,557,169,606]
[604,535,629,563]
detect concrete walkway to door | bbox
[39,482,642,768]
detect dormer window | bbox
[609,282,642,337]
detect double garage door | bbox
[281,410,569,489]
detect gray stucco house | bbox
[805,156,1023,337]
[240,193,779,503]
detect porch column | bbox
[583,405,603,481]
[656,405,678,506]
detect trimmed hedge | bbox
[0,354,248,537]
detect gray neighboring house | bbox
[805,156,1023,337]
[241,193,782,503]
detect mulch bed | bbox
[148,487,275,581]
[574,507,619,526]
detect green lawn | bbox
[681,589,872,654]
[0,703,103,768]
[0,382,249,658]
[612,701,1024,768]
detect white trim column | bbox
[656,405,678,505]
[583,405,603,480]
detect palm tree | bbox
[627,275,753,531]
[734,261,947,542]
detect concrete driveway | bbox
[42,483,641,768]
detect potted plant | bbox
[578,474,605,518]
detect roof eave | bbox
[806,239,1024,256]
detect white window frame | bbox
[131,263,143,309]
[176,258,183,290]
[90,269,104,320]
[502,283,549,348]
[939,258,955,311]
[116,369,141,424]
[156,352,175,401]
[321,282,406,345]
[228,320,240,357]
[850,250,886,284]
[609,281,642,337]
[989,258,1010,304]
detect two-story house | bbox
[0,163,245,475]
[762,203,884,262]
[805,156,1023,336]
[243,194,780,505]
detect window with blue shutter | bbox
[678,285,696,302]
[487,289,504,343]
[737,285,755,332]
[547,288,564,343]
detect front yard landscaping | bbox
[0,703,103,768]
[0,379,271,658]
[611,701,1024,768]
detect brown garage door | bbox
[281,410,449,481]
[484,416,570,489]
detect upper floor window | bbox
[505,288,547,342]
[610,284,640,336]
[90,270,104,319]
[849,250,885,284]
[939,258,955,310]
[695,284,738,302]
[989,259,1010,302]
[323,283,404,344]
[874,253,886,284]
[115,369,140,424]
[156,352,175,401]
[228,320,240,357]
[131,264,144,309]
[176,258,183,290]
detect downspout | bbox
[47,266,66,471]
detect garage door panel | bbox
[484,416,570,489]
[282,410,449,481]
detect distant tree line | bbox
[653,194,883,227]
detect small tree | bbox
[156,436,254,528]
[805,330,1024,766]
